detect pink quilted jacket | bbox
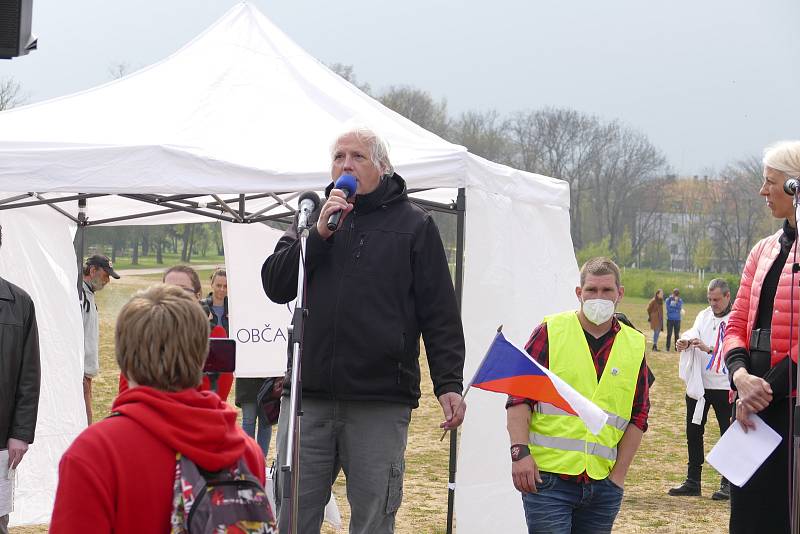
[723,228,800,367]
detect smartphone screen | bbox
[204,338,236,373]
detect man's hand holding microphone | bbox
[317,174,357,240]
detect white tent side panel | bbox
[0,205,85,527]
[456,184,579,534]
[222,222,292,378]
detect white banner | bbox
[221,222,292,378]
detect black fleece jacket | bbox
[0,277,40,445]
[261,173,465,407]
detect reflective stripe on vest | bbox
[534,402,630,432]
[529,310,645,479]
[529,432,617,461]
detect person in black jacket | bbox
[262,127,466,534]
[0,225,41,533]
[200,268,229,332]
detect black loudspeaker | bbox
[0,0,36,59]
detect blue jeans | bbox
[240,401,272,456]
[521,472,623,534]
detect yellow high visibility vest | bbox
[528,310,645,480]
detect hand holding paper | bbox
[707,414,782,487]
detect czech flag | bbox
[470,331,608,435]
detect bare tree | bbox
[673,179,711,270]
[588,122,666,250]
[709,156,770,272]
[327,62,372,95]
[0,77,25,111]
[626,176,671,266]
[449,109,510,163]
[506,108,610,248]
[377,85,450,137]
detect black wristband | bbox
[510,443,530,462]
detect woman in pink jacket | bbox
[723,140,800,534]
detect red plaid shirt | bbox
[506,317,650,432]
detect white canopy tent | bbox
[0,3,579,531]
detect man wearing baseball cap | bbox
[80,255,120,424]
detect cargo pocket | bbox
[385,461,405,514]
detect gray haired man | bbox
[669,278,732,500]
[263,128,466,533]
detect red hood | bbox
[112,386,246,471]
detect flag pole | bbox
[439,325,503,442]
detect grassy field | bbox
[10,280,731,533]
[96,252,226,271]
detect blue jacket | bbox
[666,296,683,321]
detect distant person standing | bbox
[647,289,664,351]
[198,268,271,453]
[668,279,732,500]
[665,288,683,351]
[80,255,120,424]
[201,268,228,332]
[235,377,273,458]
[199,268,234,402]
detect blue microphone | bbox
[326,174,357,231]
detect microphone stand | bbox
[791,186,800,534]
[282,220,311,534]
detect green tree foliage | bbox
[641,242,670,269]
[377,85,450,138]
[614,230,633,267]
[693,238,713,271]
[576,237,612,266]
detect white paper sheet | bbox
[0,450,15,516]
[707,414,783,487]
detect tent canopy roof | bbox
[0,2,567,210]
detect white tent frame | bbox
[0,3,579,531]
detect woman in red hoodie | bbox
[50,284,268,533]
[723,140,800,534]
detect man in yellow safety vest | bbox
[506,257,650,534]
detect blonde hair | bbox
[763,141,800,178]
[579,257,621,289]
[116,284,210,392]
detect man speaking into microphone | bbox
[262,127,466,534]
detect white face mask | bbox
[582,298,616,325]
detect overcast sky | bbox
[1,0,798,174]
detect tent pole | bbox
[239,194,246,221]
[446,187,466,534]
[75,196,87,295]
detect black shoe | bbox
[711,480,730,501]
[668,479,701,496]
[652,344,659,351]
